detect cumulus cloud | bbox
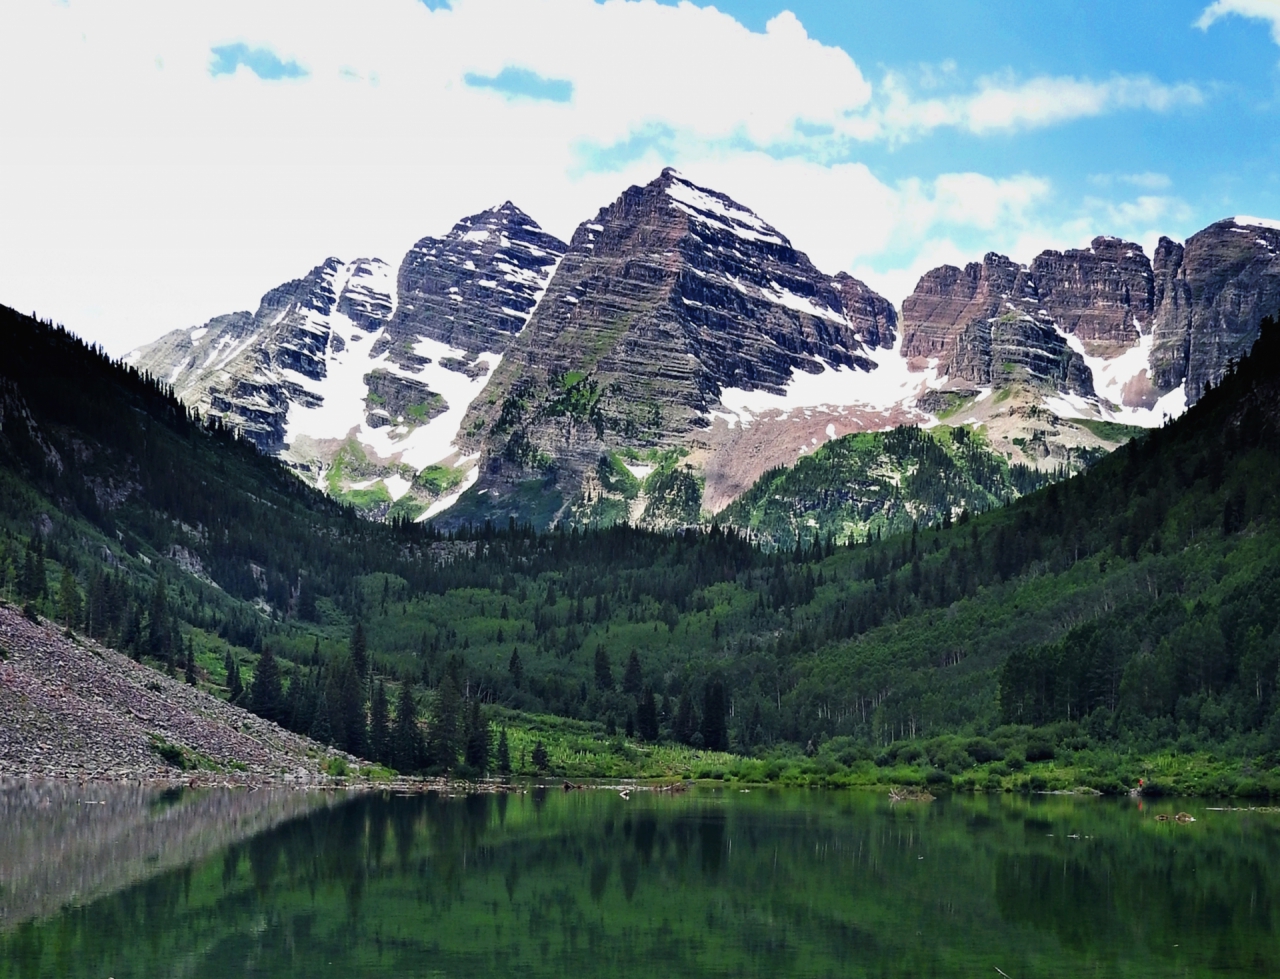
[0,0,1211,351]
[1196,0,1280,45]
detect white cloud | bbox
[0,0,1215,353]
[1196,0,1280,45]
[863,72,1203,142]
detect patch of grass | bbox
[149,734,194,771]
[387,496,426,523]
[414,464,467,495]
[1070,418,1147,444]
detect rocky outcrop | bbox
[1030,236,1154,354]
[363,369,444,430]
[1150,218,1280,401]
[902,224,1280,412]
[900,253,1094,396]
[834,271,898,350]
[386,203,568,360]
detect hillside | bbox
[0,601,350,782]
[6,301,1280,794]
[718,424,1062,549]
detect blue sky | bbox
[1,0,1278,352]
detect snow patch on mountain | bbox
[712,336,943,429]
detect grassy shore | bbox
[490,708,1280,797]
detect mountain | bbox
[131,169,1280,532]
[129,206,567,520]
[452,168,930,528]
[898,220,1280,468]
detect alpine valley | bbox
[130,169,1280,537]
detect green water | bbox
[3,784,1279,978]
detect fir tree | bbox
[350,621,368,679]
[392,682,423,774]
[637,685,659,742]
[594,646,613,692]
[250,644,284,723]
[337,658,368,758]
[496,728,511,774]
[531,739,549,772]
[622,649,643,696]
[147,576,169,661]
[674,691,699,746]
[184,636,197,685]
[370,680,391,765]
[310,678,335,746]
[427,673,462,771]
[464,697,490,773]
[701,680,728,752]
[508,647,523,689]
[225,650,244,702]
[57,566,80,631]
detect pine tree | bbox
[337,658,367,758]
[225,650,245,703]
[250,644,284,723]
[427,673,462,771]
[351,621,368,679]
[701,680,728,752]
[464,697,491,773]
[508,647,523,689]
[674,691,699,746]
[622,649,643,696]
[184,636,197,685]
[310,677,335,746]
[58,566,80,631]
[147,576,169,661]
[594,646,613,692]
[637,685,659,742]
[531,739,549,772]
[370,680,391,765]
[392,682,423,774]
[496,728,511,774]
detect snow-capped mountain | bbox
[132,170,1280,528]
[129,206,568,519]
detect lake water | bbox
[2,781,1278,978]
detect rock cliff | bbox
[1150,218,1280,402]
[454,169,907,527]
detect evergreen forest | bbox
[4,302,1280,795]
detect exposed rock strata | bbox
[459,169,899,524]
[387,202,568,358]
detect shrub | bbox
[1025,738,1056,762]
[965,738,1004,763]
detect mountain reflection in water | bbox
[2,784,1279,978]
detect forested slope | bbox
[4,303,1280,793]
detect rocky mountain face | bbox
[129,208,567,520]
[1150,219,1280,402]
[389,202,568,358]
[131,167,1280,532]
[453,169,916,528]
[895,223,1280,468]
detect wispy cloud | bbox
[1196,0,1280,45]
[857,72,1203,143]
